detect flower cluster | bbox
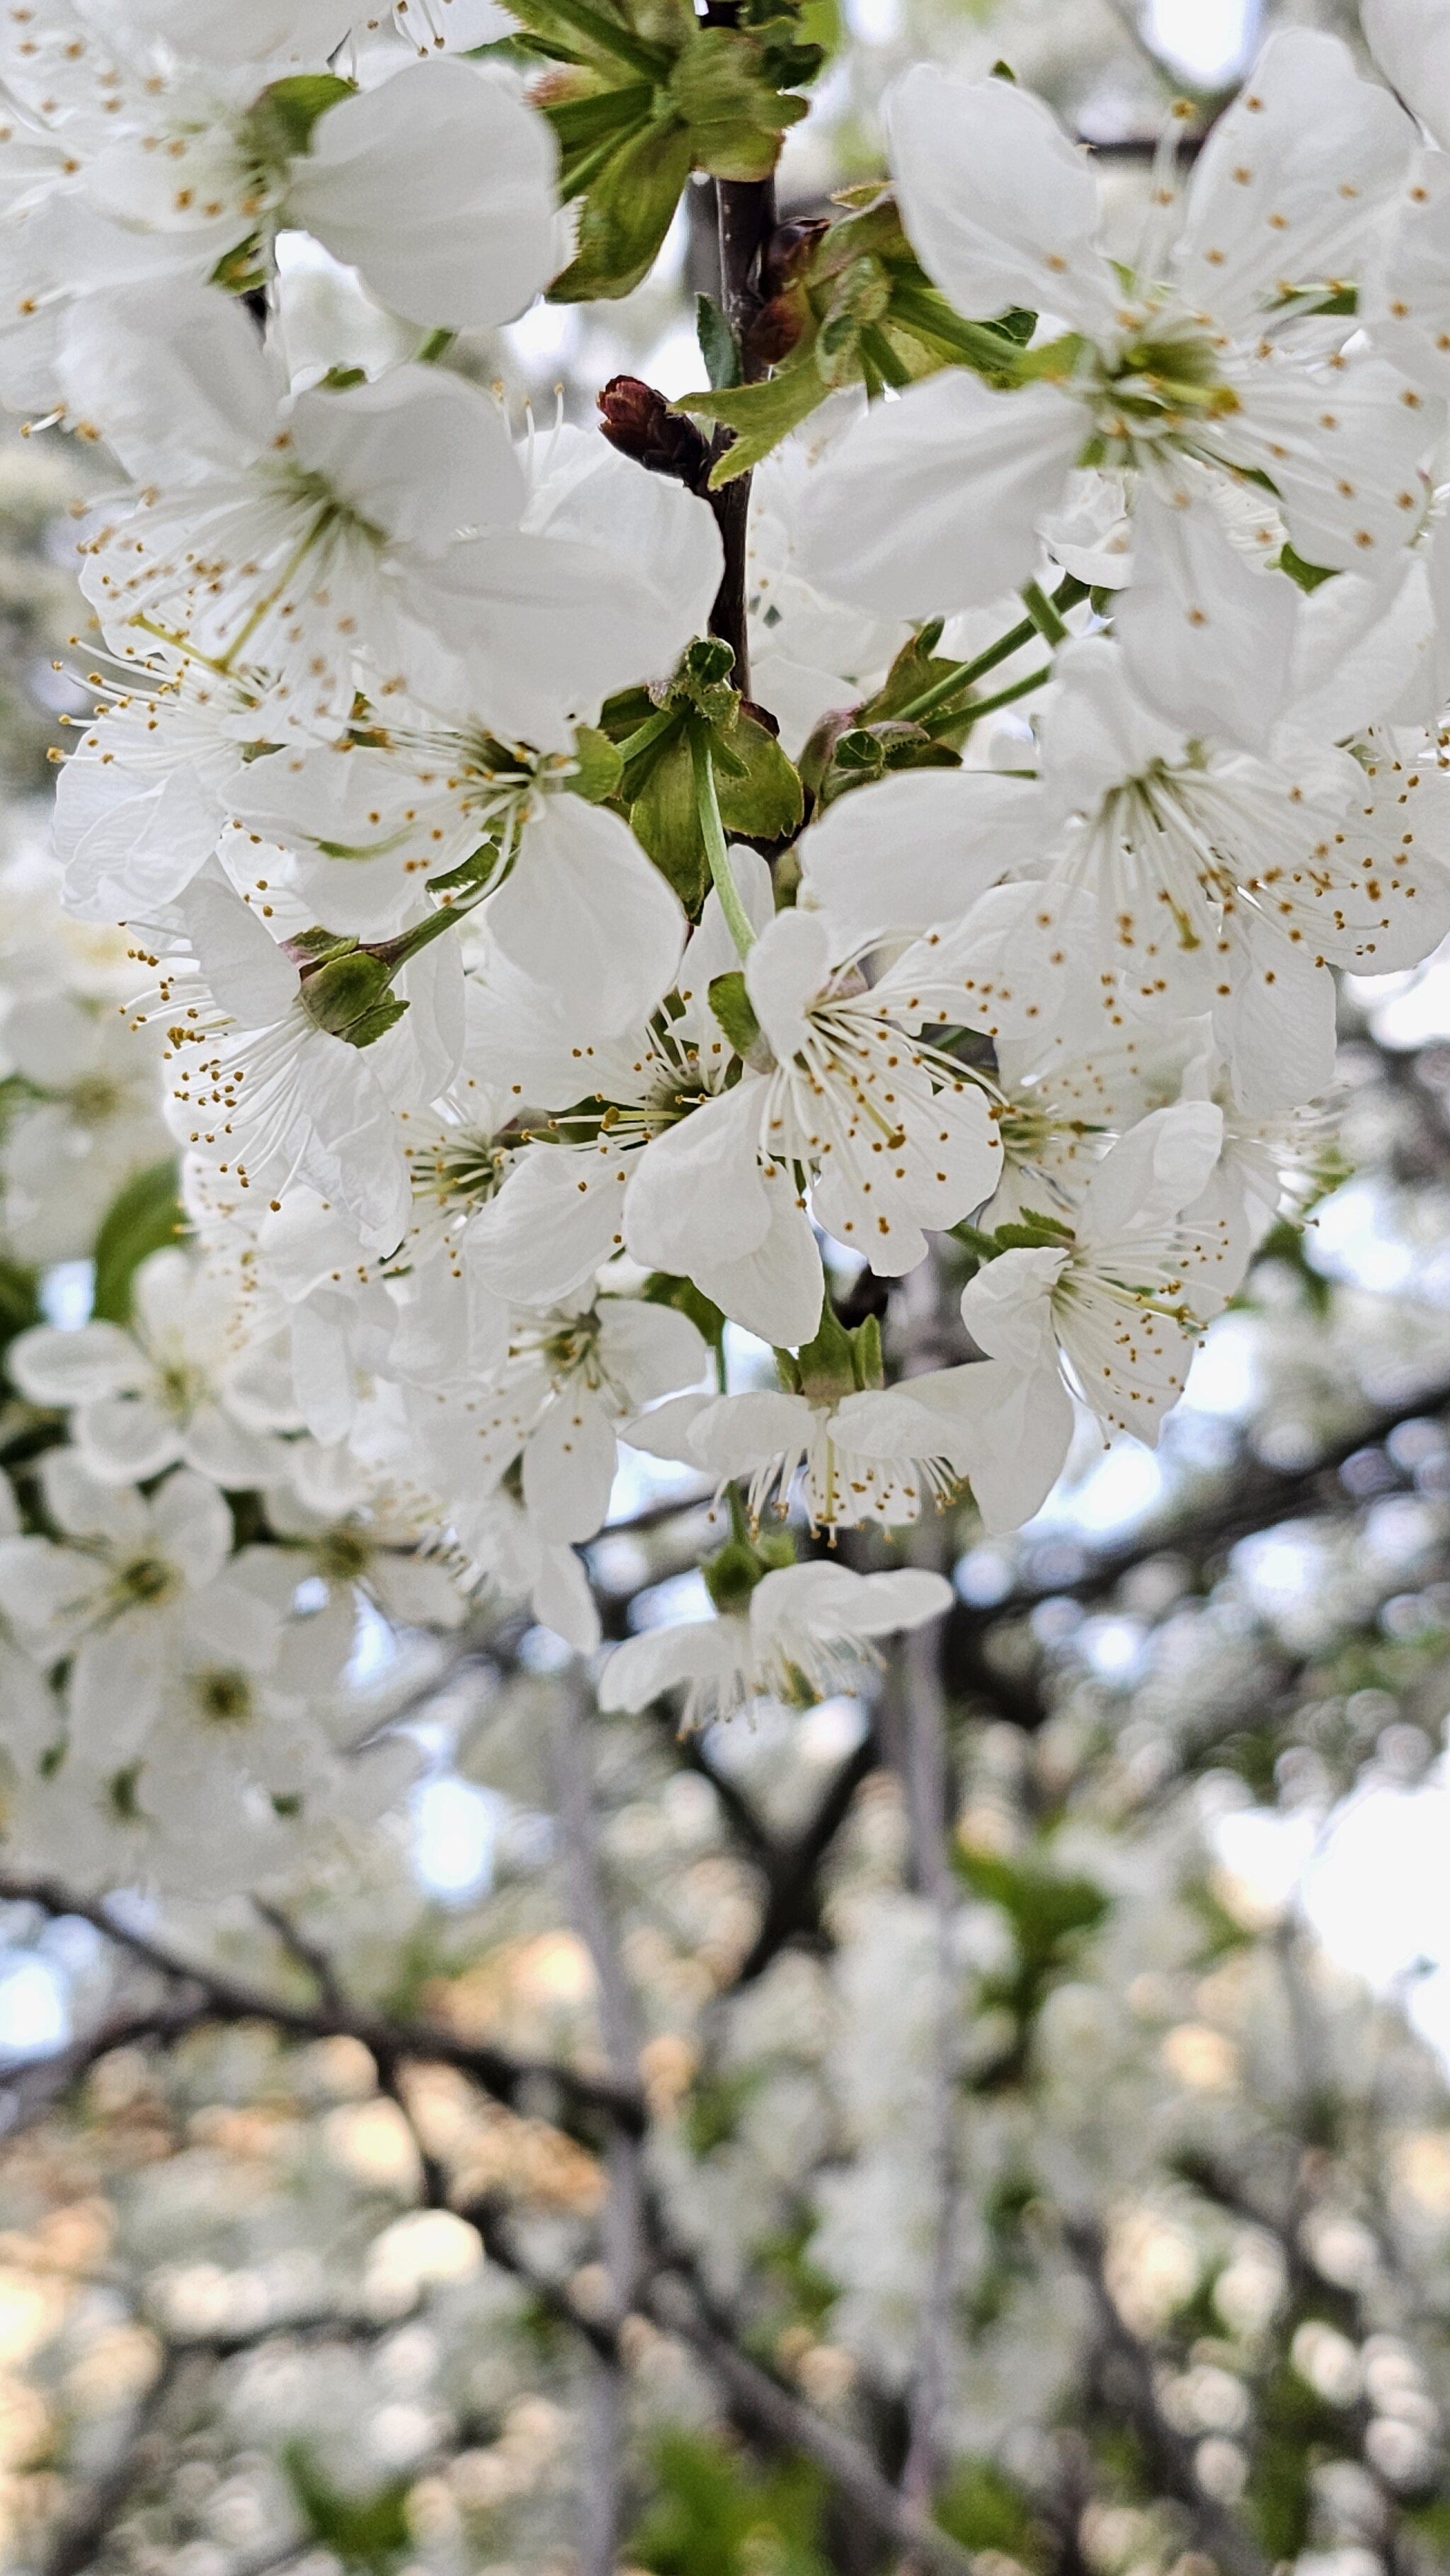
[0,0,1447,1881]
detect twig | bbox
[0,1873,646,2136]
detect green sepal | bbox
[707,969,764,1063]
[244,72,355,168]
[549,113,693,301]
[783,1299,879,1403]
[702,1527,796,1612]
[569,724,624,802]
[210,234,268,297]
[715,710,803,841]
[814,720,959,807]
[1278,542,1339,594]
[501,0,673,78]
[91,1160,188,1326]
[299,945,409,1047]
[628,726,710,913]
[855,625,977,745]
[428,838,505,896]
[853,1310,884,1389]
[339,995,411,1049]
[696,290,742,390]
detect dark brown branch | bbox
[0,1873,645,2137]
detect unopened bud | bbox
[598,377,713,494]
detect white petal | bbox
[40,1450,148,1548]
[147,1468,234,1590]
[530,1543,601,1654]
[688,1390,816,1475]
[1077,1101,1225,1246]
[174,866,299,1026]
[624,1083,774,1273]
[887,65,1114,331]
[466,1143,636,1304]
[687,1192,825,1347]
[620,1391,714,1463]
[1365,0,1450,144]
[76,1396,183,1486]
[961,1247,1067,1369]
[797,372,1083,620]
[486,799,684,1037]
[595,1297,709,1406]
[286,59,556,332]
[522,1389,618,1544]
[1118,485,1299,753]
[797,768,1043,950]
[56,279,276,484]
[1176,28,1415,324]
[6,1321,144,1407]
[289,363,525,557]
[745,908,831,1064]
[598,1617,742,1712]
[1212,909,1337,1116]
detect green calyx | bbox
[598,642,802,918]
[702,1527,797,1614]
[775,1303,883,1403]
[292,885,486,1052]
[241,73,356,178]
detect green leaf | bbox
[815,251,891,389]
[283,2445,413,2574]
[245,72,355,166]
[549,113,693,301]
[677,353,828,484]
[715,711,804,841]
[91,1161,188,1326]
[630,2432,832,2576]
[935,2462,1040,2563]
[696,290,742,390]
[0,1259,40,1364]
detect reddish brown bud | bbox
[598,376,712,493]
[759,215,829,300]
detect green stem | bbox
[888,283,1036,377]
[690,722,755,958]
[892,576,1084,727]
[615,705,679,768]
[923,662,1051,740]
[1020,576,1071,647]
[416,329,457,365]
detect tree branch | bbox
[0,1873,646,2137]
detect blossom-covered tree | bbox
[0,0,1448,2569]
